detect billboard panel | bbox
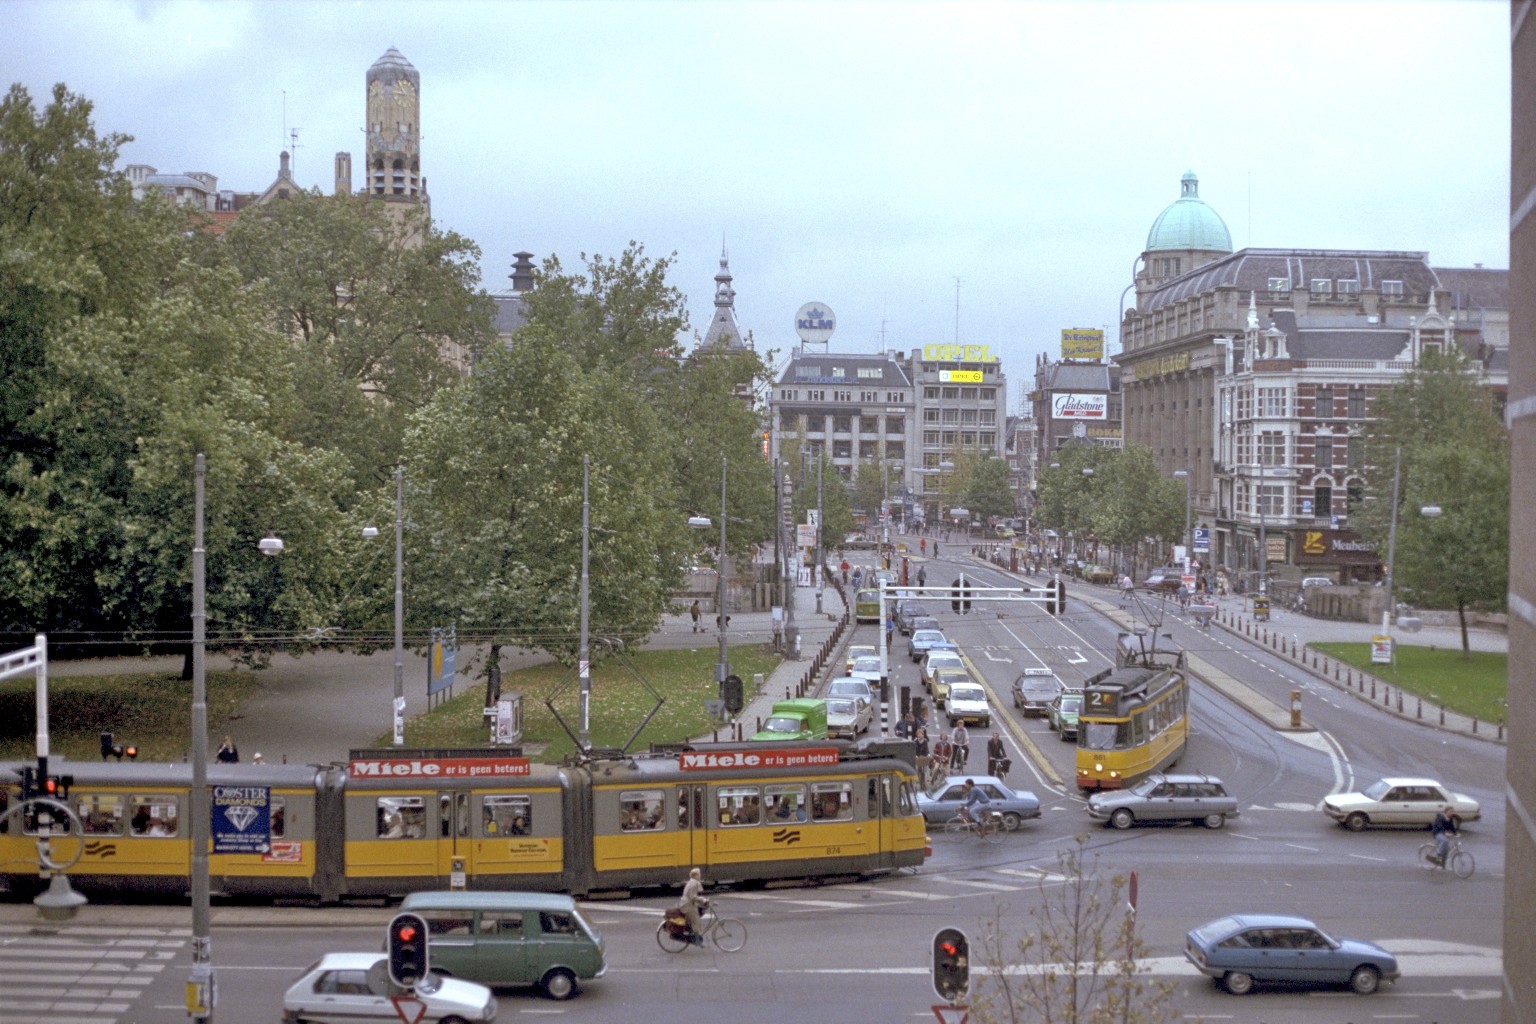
[1050,393,1108,419]
[1061,328,1105,360]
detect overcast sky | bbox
[5,0,1510,408]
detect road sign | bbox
[932,1006,970,1024]
[391,995,428,1024]
[1192,526,1209,553]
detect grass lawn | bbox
[0,646,781,764]
[1310,642,1508,724]
[0,671,257,762]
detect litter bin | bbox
[721,674,744,715]
[1252,596,1270,622]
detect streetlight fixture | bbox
[189,454,215,1022]
[1173,469,1193,571]
[361,467,406,745]
[688,458,731,686]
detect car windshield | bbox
[761,716,801,733]
[914,631,944,644]
[949,686,983,703]
[1362,779,1393,800]
[852,658,882,672]
[1058,696,1082,712]
[1129,776,1162,796]
[830,682,868,696]
[826,699,856,715]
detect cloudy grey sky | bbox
[5,0,1510,406]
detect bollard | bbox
[1473,717,1479,734]
[1396,691,1403,713]
[1370,679,1376,700]
[1416,697,1422,720]
[1290,689,1302,728]
[1439,705,1445,726]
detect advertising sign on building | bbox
[1061,328,1105,361]
[939,370,984,383]
[1051,393,1108,419]
[923,344,995,362]
[794,302,836,344]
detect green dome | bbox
[1145,171,1232,253]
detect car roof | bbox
[1142,772,1223,785]
[1215,913,1317,931]
[1373,776,1445,787]
[401,890,579,913]
[310,952,386,970]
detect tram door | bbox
[676,784,710,867]
[869,775,895,869]
[435,790,472,877]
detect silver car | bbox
[1087,773,1240,830]
[282,952,497,1023]
[826,696,872,738]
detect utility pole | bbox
[815,452,824,615]
[717,456,729,685]
[578,456,591,752]
[1383,446,1402,636]
[189,454,215,1022]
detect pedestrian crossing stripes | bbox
[0,925,186,1024]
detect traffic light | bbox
[932,926,970,1002]
[949,576,971,615]
[1053,579,1067,617]
[101,731,114,760]
[387,912,430,987]
[98,731,137,760]
[40,774,73,800]
[19,766,37,801]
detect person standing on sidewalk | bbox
[689,600,702,633]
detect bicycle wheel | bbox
[656,921,689,953]
[978,820,1003,845]
[711,917,748,952]
[943,818,972,840]
[1417,842,1440,870]
[1449,849,1475,879]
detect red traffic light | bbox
[396,924,417,942]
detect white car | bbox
[282,952,497,1023]
[921,650,966,690]
[826,676,876,708]
[945,681,992,728]
[826,696,872,738]
[849,655,886,686]
[844,644,877,674]
[1322,777,1481,831]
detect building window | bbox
[980,388,995,401]
[924,409,940,423]
[941,431,957,446]
[979,410,995,425]
[779,389,796,401]
[923,430,940,446]
[1258,387,1288,418]
[1267,276,1290,295]
[925,387,940,399]
[1338,280,1360,297]
[961,431,977,446]
[857,367,882,379]
[887,392,904,403]
[833,416,852,432]
[1310,279,1331,298]
[1381,280,1404,297]
[960,388,978,400]
[1314,437,1333,471]
[1315,386,1332,416]
[941,409,959,424]
[833,441,851,459]
[960,409,978,424]
[1259,484,1284,518]
[1258,432,1286,466]
[830,366,846,379]
[861,391,878,402]
[980,432,995,447]
[834,390,852,402]
[942,387,959,400]
[806,414,825,431]
[1347,386,1365,419]
[1348,435,1365,469]
[780,410,798,429]
[808,390,825,402]
[887,443,904,459]
[1313,485,1332,519]
[795,365,820,378]
[859,441,877,458]
[886,416,904,433]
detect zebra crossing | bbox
[0,924,186,1024]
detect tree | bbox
[970,838,1179,1024]
[220,190,496,490]
[1354,348,1509,654]
[961,453,1017,525]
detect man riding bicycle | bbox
[957,778,990,825]
[1431,805,1459,866]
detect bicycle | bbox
[942,809,1003,844]
[1418,837,1475,878]
[656,899,748,952]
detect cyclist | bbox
[957,778,990,825]
[1430,805,1459,867]
[678,866,706,945]
[950,721,971,771]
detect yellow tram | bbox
[1075,656,1189,792]
[1,741,925,901]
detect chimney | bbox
[510,251,536,293]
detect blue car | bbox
[1185,914,1400,995]
[916,776,1040,832]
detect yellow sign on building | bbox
[1061,328,1104,361]
[940,370,984,383]
[924,343,994,362]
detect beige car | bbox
[921,650,966,691]
[930,666,973,709]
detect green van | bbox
[398,891,606,1000]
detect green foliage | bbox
[971,838,1179,1024]
[1310,642,1508,722]
[1034,444,1183,560]
[961,454,1017,524]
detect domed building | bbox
[1135,171,1233,302]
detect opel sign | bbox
[795,302,836,344]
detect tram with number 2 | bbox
[0,740,926,902]
[1075,633,1189,791]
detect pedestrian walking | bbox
[913,727,931,783]
[920,537,927,555]
[1120,574,1134,603]
[689,600,701,633]
[916,566,927,588]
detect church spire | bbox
[700,242,748,351]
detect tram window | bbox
[0,791,7,833]
[377,797,426,839]
[811,782,853,821]
[438,792,469,837]
[128,796,179,837]
[270,797,286,838]
[482,794,531,836]
[677,789,690,829]
[718,786,761,826]
[77,794,124,835]
[619,790,664,831]
[1081,721,1120,751]
[765,784,807,822]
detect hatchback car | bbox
[1184,914,1399,995]
[1322,777,1480,831]
[921,650,966,689]
[1086,773,1240,829]
[282,952,498,1023]
[944,681,991,728]
[1047,691,1083,740]
[916,776,1040,831]
[1142,566,1187,592]
[826,696,872,738]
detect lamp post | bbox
[1173,469,1193,571]
[815,451,824,615]
[781,460,799,659]
[360,468,406,746]
[189,454,215,1022]
[718,456,729,685]
[578,456,591,751]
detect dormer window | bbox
[1310,279,1331,298]
[1381,280,1404,297]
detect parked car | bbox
[945,681,992,728]
[844,644,877,674]
[908,629,953,662]
[826,676,876,708]
[1047,691,1083,740]
[1142,566,1187,593]
[1011,667,1063,715]
[1184,913,1400,995]
[282,952,498,1023]
[826,696,872,738]
[896,602,931,635]
[1080,563,1116,584]
[917,776,1040,831]
[1086,773,1240,829]
[929,666,972,709]
[399,890,605,1000]
[921,650,966,690]
[1322,777,1480,831]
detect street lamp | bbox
[189,454,215,1022]
[362,467,406,746]
[688,458,730,685]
